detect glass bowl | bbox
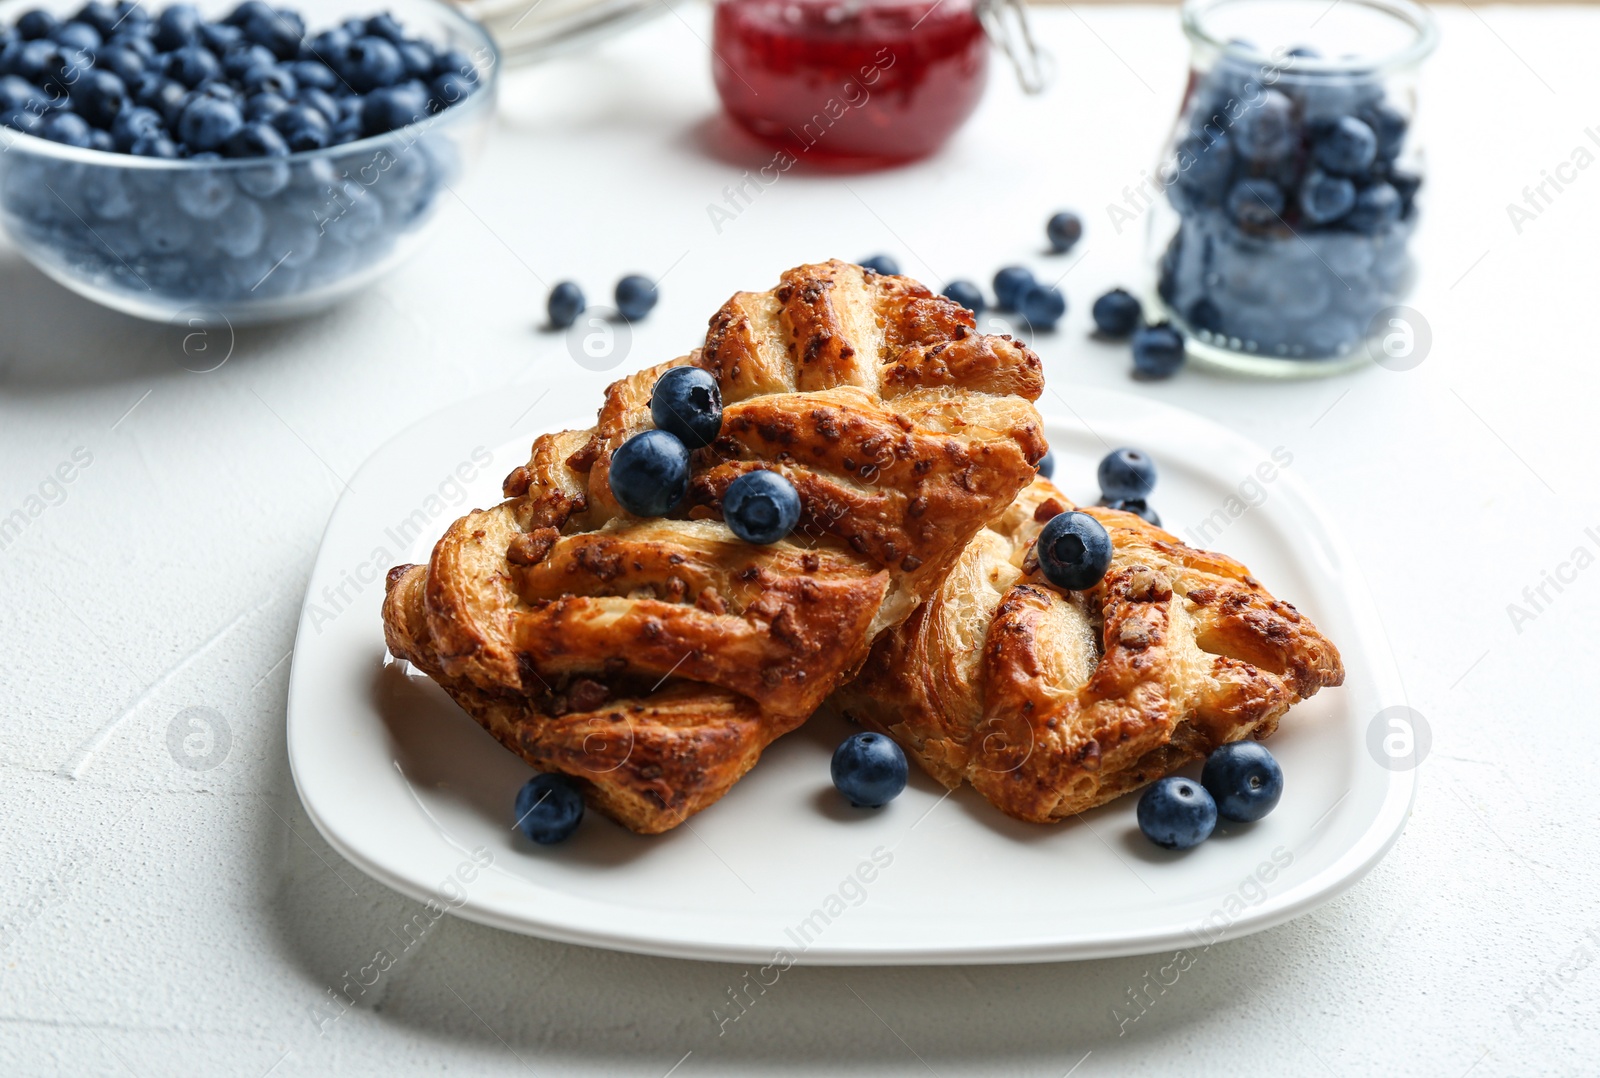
[0,0,498,324]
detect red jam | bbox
[711,0,990,166]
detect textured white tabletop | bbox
[3,4,1598,1075]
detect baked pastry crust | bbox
[383,260,1046,833]
[831,477,1344,822]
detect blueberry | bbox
[1,108,43,135]
[295,87,339,125]
[1035,510,1112,591]
[200,21,244,55]
[1187,297,1225,334]
[1097,447,1156,501]
[166,44,223,88]
[1389,169,1422,218]
[41,111,91,146]
[992,265,1034,311]
[10,39,60,85]
[306,28,352,66]
[287,60,338,93]
[830,732,907,808]
[223,2,275,29]
[129,132,179,157]
[1201,741,1283,822]
[1226,178,1285,230]
[153,4,202,51]
[1017,282,1066,330]
[241,63,296,98]
[234,157,288,196]
[341,35,404,93]
[1036,448,1054,479]
[941,279,984,315]
[651,366,723,449]
[222,42,275,80]
[858,253,898,275]
[1091,288,1142,338]
[513,773,584,845]
[1137,777,1217,849]
[240,9,302,61]
[722,469,800,545]
[223,119,287,158]
[546,280,584,328]
[70,70,127,129]
[95,44,146,83]
[1046,210,1083,253]
[1100,497,1160,527]
[211,196,265,257]
[1364,102,1407,161]
[271,103,329,150]
[615,274,657,320]
[1346,182,1401,233]
[609,429,690,517]
[1312,115,1377,176]
[88,127,114,151]
[51,21,101,53]
[1235,89,1294,161]
[429,71,474,111]
[74,3,122,36]
[1131,324,1186,380]
[17,11,60,42]
[361,80,428,134]
[177,95,244,152]
[173,169,235,219]
[1299,169,1356,224]
[131,73,184,123]
[398,42,434,80]
[433,47,473,79]
[365,13,409,43]
[137,202,196,253]
[245,90,289,123]
[0,75,45,113]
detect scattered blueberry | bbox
[992,265,1034,311]
[722,469,801,545]
[1035,510,1112,591]
[1046,210,1082,253]
[609,430,690,517]
[615,274,658,321]
[514,773,584,845]
[941,279,985,315]
[859,253,899,276]
[651,366,723,449]
[1201,741,1284,823]
[1097,447,1156,501]
[1130,324,1186,380]
[1100,498,1161,527]
[1137,777,1217,850]
[1036,448,1054,479]
[830,732,908,808]
[1091,288,1142,338]
[547,280,585,329]
[1017,282,1066,330]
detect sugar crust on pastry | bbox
[830,477,1345,823]
[383,260,1046,833]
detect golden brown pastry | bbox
[383,260,1046,833]
[831,477,1344,822]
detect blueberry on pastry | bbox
[382,260,1047,834]
[830,477,1344,823]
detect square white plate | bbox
[287,385,1412,965]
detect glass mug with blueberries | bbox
[1147,0,1438,376]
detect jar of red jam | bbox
[711,0,1035,166]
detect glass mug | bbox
[1146,0,1438,376]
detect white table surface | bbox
[3,4,1598,1075]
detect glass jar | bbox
[711,0,1046,167]
[1146,0,1438,376]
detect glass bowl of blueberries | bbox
[0,0,496,323]
[1148,0,1437,376]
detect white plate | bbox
[287,385,1413,965]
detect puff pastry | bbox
[831,477,1344,822]
[382,260,1046,833]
